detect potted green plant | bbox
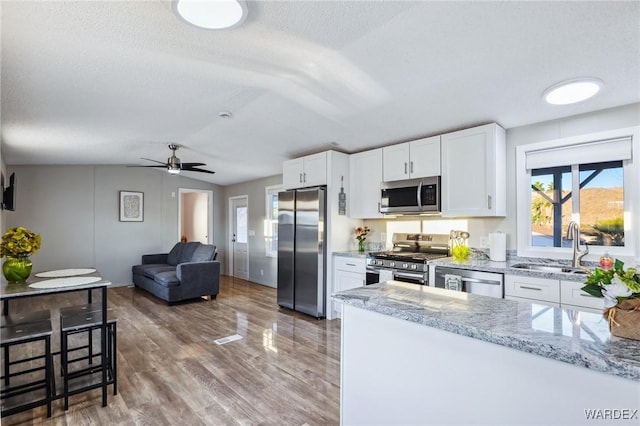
[0,226,41,283]
[355,226,370,253]
[581,259,640,340]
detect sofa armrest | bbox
[176,261,220,297]
[142,253,168,265]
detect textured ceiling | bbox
[1,1,639,185]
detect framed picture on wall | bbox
[119,191,144,222]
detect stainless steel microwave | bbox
[380,176,440,214]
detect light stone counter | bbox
[333,281,640,381]
[428,256,595,282]
[334,281,640,425]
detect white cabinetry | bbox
[283,152,327,189]
[505,275,603,312]
[560,280,605,313]
[333,256,366,319]
[349,149,383,218]
[334,256,366,292]
[382,136,440,182]
[505,275,560,307]
[441,123,506,217]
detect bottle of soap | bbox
[599,252,613,269]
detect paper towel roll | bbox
[489,232,507,261]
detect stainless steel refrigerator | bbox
[277,187,326,318]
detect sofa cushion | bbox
[178,242,201,264]
[167,243,185,266]
[153,271,180,287]
[191,244,215,262]
[133,264,176,279]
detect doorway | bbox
[178,188,213,244]
[229,195,249,280]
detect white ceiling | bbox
[1,1,639,185]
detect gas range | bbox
[366,233,450,277]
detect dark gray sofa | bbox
[132,242,220,304]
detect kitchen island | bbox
[333,281,640,426]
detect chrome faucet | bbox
[566,221,588,268]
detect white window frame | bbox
[265,185,282,258]
[516,126,640,262]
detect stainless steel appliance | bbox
[431,266,504,298]
[380,176,440,214]
[277,187,327,318]
[366,233,450,285]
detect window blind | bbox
[525,137,632,170]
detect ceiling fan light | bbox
[168,166,181,175]
[174,0,247,30]
[543,78,603,105]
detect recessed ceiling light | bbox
[218,111,233,119]
[543,78,603,105]
[174,0,247,30]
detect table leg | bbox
[101,286,107,407]
[3,299,8,316]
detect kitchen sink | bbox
[510,263,589,275]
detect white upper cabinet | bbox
[382,136,441,182]
[283,152,328,189]
[441,123,506,217]
[349,148,383,219]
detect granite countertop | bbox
[333,251,370,259]
[428,256,592,282]
[333,281,640,381]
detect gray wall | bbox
[223,174,282,288]
[4,165,225,285]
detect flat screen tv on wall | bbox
[3,173,16,211]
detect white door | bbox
[231,196,249,279]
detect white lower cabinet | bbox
[505,275,560,306]
[505,275,604,312]
[560,280,605,313]
[333,256,366,318]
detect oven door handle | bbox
[394,271,426,280]
[434,273,501,286]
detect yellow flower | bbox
[0,227,41,257]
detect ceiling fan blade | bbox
[181,162,207,167]
[140,157,167,165]
[128,165,167,168]
[183,167,216,174]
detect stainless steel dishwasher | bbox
[431,266,504,298]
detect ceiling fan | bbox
[134,144,215,175]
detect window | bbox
[517,127,638,259]
[265,185,282,257]
[530,161,624,247]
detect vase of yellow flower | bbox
[355,226,370,252]
[1,227,41,283]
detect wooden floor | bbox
[2,276,342,426]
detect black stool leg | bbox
[45,335,52,417]
[3,345,9,386]
[62,328,69,411]
[112,322,117,395]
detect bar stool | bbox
[1,320,54,418]
[59,309,117,410]
[59,304,101,369]
[1,310,51,387]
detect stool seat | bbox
[59,303,102,319]
[1,310,51,328]
[1,320,54,418]
[1,321,52,344]
[61,311,116,331]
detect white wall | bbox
[365,103,640,251]
[4,165,224,285]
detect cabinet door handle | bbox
[404,162,408,174]
[410,161,414,173]
[520,285,542,291]
[299,173,303,183]
[378,202,381,213]
[487,195,492,209]
[346,263,356,266]
[304,172,307,182]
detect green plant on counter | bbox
[581,259,640,308]
[0,226,42,257]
